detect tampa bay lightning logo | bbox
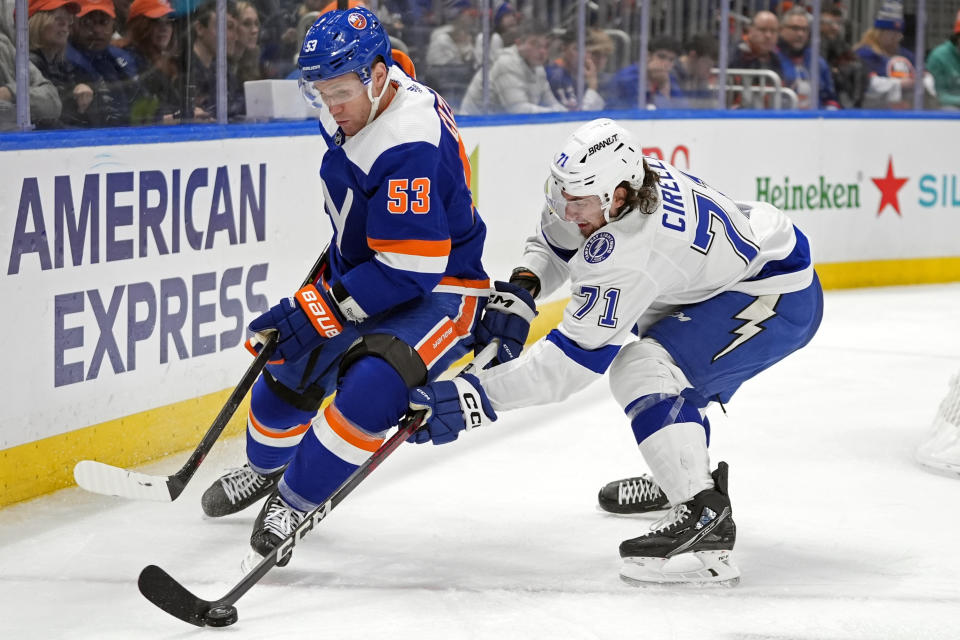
[583,232,615,263]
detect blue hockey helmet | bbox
[298,8,393,85]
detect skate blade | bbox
[595,504,670,518]
[240,549,266,576]
[620,550,740,588]
[916,453,960,477]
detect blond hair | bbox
[28,12,67,62]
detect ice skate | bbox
[242,491,308,573]
[618,462,739,587]
[201,463,284,517]
[597,473,669,514]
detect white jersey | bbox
[478,156,814,411]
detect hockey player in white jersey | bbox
[406,118,823,586]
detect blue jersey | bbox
[316,66,487,321]
[855,44,916,79]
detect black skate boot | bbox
[618,461,739,586]
[242,491,307,573]
[598,474,670,514]
[201,464,284,517]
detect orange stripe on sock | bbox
[324,404,384,453]
[249,410,311,439]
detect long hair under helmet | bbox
[546,118,644,223]
[298,7,393,123]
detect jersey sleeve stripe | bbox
[543,230,578,262]
[434,276,491,295]
[545,329,621,374]
[368,237,452,257]
[374,251,448,274]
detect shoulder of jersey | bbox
[344,68,443,174]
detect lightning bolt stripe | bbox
[712,294,781,362]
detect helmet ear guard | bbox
[548,118,644,222]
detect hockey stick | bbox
[138,340,499,627]
[73,252,329,502]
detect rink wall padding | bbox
[2,112,958,507]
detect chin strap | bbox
[365,76,391,126]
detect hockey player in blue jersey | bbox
[201,7,489,569]
[407,118,823,586]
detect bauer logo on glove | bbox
[295,286,343,338]
[248,284,347,363]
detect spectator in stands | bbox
[729,10,784,108]
[854,0,934,109]
[123,0,188,123]
[421,0,477,106]
[187,0,243,121]
[113,0,131,39]
[730,9,782,75]
[68,0,138,125]
[925,9,960,110]
[26,0,97,127]
[609,34,686,110]
[235,1,262,84]
[258,0,320,79]
[819,6,867,108]
[459,19,563,114]
[426,0,477,67]
[673,33,718,108]
[1,9,62,128]
[473,0,517,69]
[545,27,613,111]
[283,10,319,79]
[776,6,838,109]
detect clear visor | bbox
[545,178,602,221]
[299,74,367,109]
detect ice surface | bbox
[1,284,958,640]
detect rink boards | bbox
[1,113,959,506]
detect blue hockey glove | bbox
[246,284,344,364]
[474,281,537,365]
[407,373,497,445]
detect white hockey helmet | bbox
[546,118,644,223]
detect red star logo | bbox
[871,156,909,216]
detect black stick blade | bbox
[138,565,212,627]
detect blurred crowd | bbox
[2,0,959,130]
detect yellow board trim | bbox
[0,391,250,507]
[815,256,960,289]
[3,257,959,507]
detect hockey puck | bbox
[204,605,238,627]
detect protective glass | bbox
[299,74,366,110]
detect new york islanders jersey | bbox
[478,157,814,410]
[316,65,487,322]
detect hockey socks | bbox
[278,356,409,510]
[626,394,713,505]
[246,376,318,474]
